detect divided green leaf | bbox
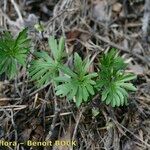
[0,28,30,79]
[55,53,97,107]
[96,49,136,107]
[29,36,66,87]
[0,29,137,109]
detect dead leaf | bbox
[0,99,9,106]
[0,82,5,95]
[132,42,142,54]
[123,140,141,150]
[120,39,129,50]
[53,124,75,150]
[31,125,44,141]
[129,63,144,75]
[79,33,91,42]
[88,63,94,73]
[119,9,126,17]
[21,128,32,141]
[112,2,122,13]
[0,82,9,106]
[113,128,120,150]
[66,30,81,41]
[92,0,111,22]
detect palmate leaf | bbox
[55,52,97,107]
[100,49,127,73]
[15,28,30,48]
[48,36,65,62]
[48,36,58,59]
[29,36,66,87]
[0,57,17,79]
[60,65,77,78]
[74,53,83,74]
[96,49,136,107]
[117,73,136,83]
[117,82,137,91]
[55,83,71,96]
[76,86,83,107]
[85,82,95,95]
[0,28,30,79]
[74,53,91,76]
[82,85,89,102]
[102,84,130,107]
[29,51,59,87]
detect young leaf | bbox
[29,36,66,87]
[48,36,58,59]
[0,28,30,79]
[96,49,136,107]
[55,53,97,107]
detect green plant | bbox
[0,28,137,108]
[96,49,136,107]
[55,53,97,107]
[0,28,30,79]
[29,36,66,87]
